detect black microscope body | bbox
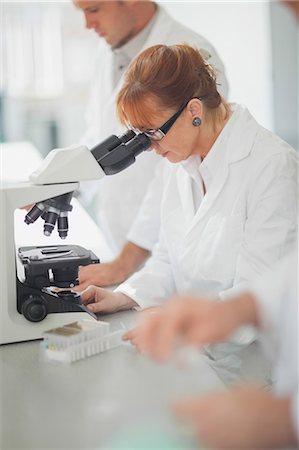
[20,130,152,324]
[17,245,99,322]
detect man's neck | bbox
[112,2,157,50]
[134,2,157,35]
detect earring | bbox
[192,117,202,127]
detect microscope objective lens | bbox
[24,203,45,224]
[58,214,69,239]
[43,211,59,236]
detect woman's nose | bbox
[85,14,95,29]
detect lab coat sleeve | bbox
[241,248,297,362]
[250,250,297,334]
[250,251,298,440]
[250,250,298,392]
[253,253,298,435]
[219,150,298,302]
[126,160,165,251]
[115,228,176,308]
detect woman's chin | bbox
[166,154,182,163]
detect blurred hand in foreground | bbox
[173,385,296,449]
[122,293,259,360]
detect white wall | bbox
[270,1,298,150]
[159,1,273,130]
[1,1,98,152]
[1,0,274,153]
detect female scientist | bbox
[81,44,297,379]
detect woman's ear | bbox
[188,98,203,120]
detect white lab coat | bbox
[253,250,298,445]
[80,6,229,254]
[117,104,298,378]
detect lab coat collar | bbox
[139,6,179,51]
[204,103,259,169]
[222,103,259,164]
[180,155,202,183]
[196,103,259,193]
[177,104,259,233]
[179,104,258,186]
[177,160,198,220]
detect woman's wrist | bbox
[115,292,139,312]
[115,242,150,282]
[228,292,260,329]
[108,258,131,284]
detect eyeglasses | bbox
[141,102,187,141]
[139,96,205,142]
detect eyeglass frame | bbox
[138,96,206,142]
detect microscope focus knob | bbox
[22,296,48,322]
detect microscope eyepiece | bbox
[119,129,136,143]
[126,133,151,157]
[93,132,151,175]
[90,130,140,166]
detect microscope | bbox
[0,131,151,344]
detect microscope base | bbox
[0,310,95,345]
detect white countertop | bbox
[0,310,225,449]
[0,141,225,449]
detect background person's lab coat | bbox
[116,104,298,381]
[79,6,228,254]
[253,249,298,445]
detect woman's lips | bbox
[96,29,106,38]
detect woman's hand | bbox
[173,386,296,449]
[74,261,128,292]
[122,293,258,360]
[74,242,150,291]
[80,286,138,314]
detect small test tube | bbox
[41,319,124,364]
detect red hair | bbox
[117,44,227,129]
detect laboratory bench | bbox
[1,141,225,449]
[0,309,225,449]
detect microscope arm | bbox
[25,131,151,237]
[29,130,150,184]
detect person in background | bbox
[80,44,297,382]
[123,250,298,449]
[73,0,228,287]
